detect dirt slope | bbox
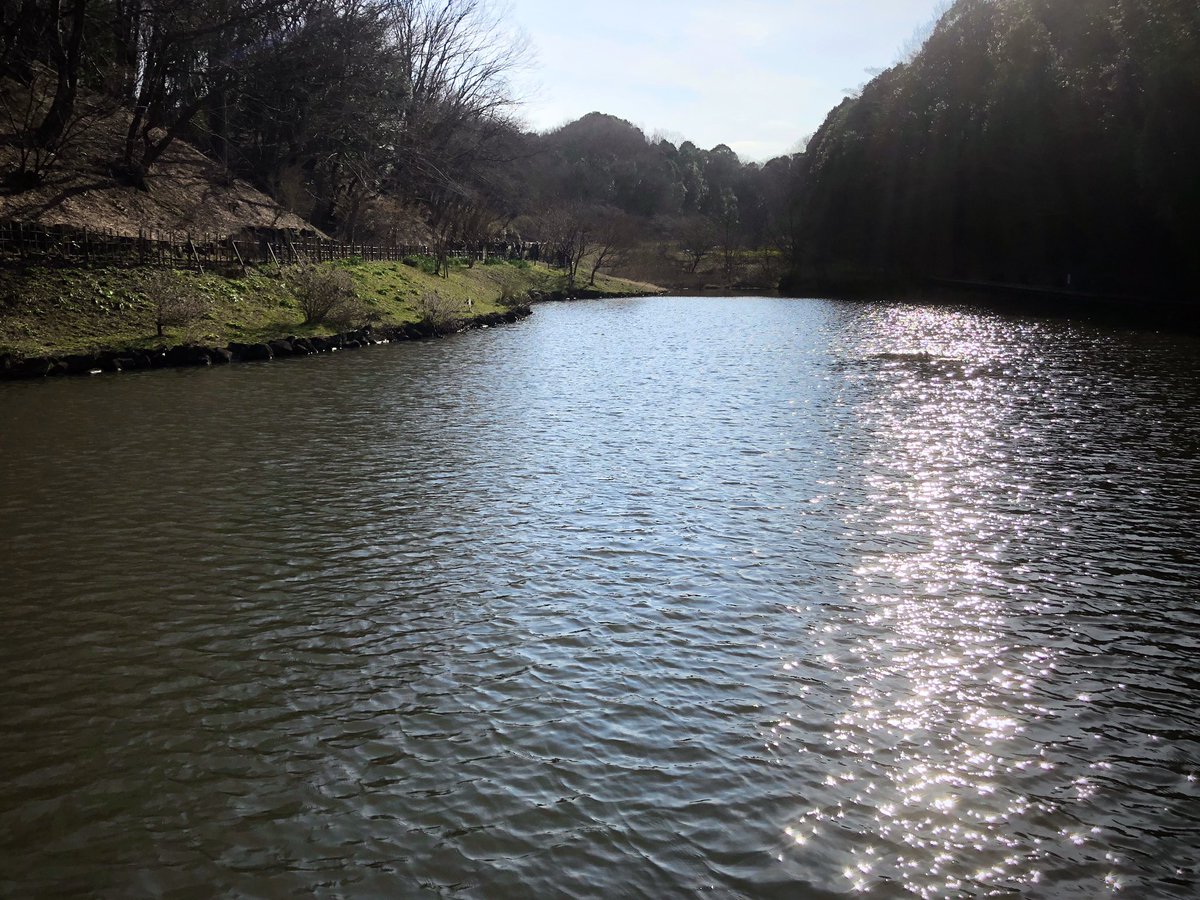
[1,82,315,238]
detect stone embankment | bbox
[0,307,530,381]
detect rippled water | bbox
[2,297,1199,898]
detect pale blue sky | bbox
[506,0,947,161]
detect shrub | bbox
[401,254,439,275]
[143,270,208,337]
[326,298,381,330]
[497,287,527,310]
[285,263,358,325]
[411,292,467,330]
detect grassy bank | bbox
[0,257,661,359]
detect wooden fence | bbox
[0,222,520,271]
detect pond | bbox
[2,296,1198,897]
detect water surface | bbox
[2,297,1199,897]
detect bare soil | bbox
[1,81,314,239]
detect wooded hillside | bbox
[787,0,1200,298]
[5,0,1198,301]
[1,0,793,288]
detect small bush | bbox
[143,270,208,337]
[326,298,381,330]
[285,263,358,325]
[411,292,467,330]
[497,287,527,310]
[401,254,439,275]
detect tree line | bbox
[785,0,1200,298]
[6,0,1196,299]
[2,0,526,231]
[491,113,799,288]
[1,0,792,286]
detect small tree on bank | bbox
[541,206,592,294]
[411,292,467,331]
[143,270,208,337]
[676,214,719,274]
[285,263,359,325]
[587,209,636,285]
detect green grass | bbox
[0,259,662,357]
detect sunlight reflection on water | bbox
[777,306,1195,898]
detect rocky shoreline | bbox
[0,306,531,381]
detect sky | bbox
[505,0,948,162]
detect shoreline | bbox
[0,282,669,381]
[780,276,1200,332]
[0,259,666,379]
[0,306,533,381]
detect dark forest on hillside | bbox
[789,0,1200,299]
[2,0,1198,298]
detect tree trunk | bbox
[109,0,140,101]
[34,0,88,149]
[3,0,44,82]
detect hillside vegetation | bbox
[1,0,796,290]
[4,0,1199,309]
[0,257,658,358]
[786,0,1200,298]
[1,77,314,236]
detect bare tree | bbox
[114,0,301,186]
[1,67,61,186]
[411,290,467,330]
[381,0,529,200]
[542,205,594,293]
[143,270,209,337]
[0,63,111,187]
[285,262,358,325]
[0,0,114,185]
[428,192,495,275]
[29,0,87,149]
[676,214,718,273]
[586,207,635,285]
[218,0,526,234]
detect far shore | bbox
[779,275,1200,332]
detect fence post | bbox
[187,234,204,274]
[230,237,246,274]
